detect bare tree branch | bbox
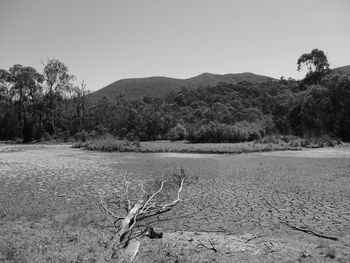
[96,189,124,220]
[176,178,185,201]
[140,180,167,213]
[96,169,205,262]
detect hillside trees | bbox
[84,69,349,142]
[298,85,333,136]
[321,72,350,140]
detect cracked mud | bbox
[1,144,350,261]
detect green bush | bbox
[260,135,340,148]
[186,121,266,143]
[22,122,34,143]
[73,134,141,152]
[259,135,300,144]
[168,123,187,141]
[96,124,108,136]
[125,131,137,141]
[75,130,90,142]
[303,135,338,148]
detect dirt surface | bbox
[1,144,350,262]
[256,147,350,158]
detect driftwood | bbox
[281,220,339,241]
[245,234,266,243]
[196,239,219,253]
[97,169,197,262]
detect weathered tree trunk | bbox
[99,201,143,262]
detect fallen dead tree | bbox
[96,168,202,262]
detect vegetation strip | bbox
[73,136,303,154]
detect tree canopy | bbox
[297,48,330,84]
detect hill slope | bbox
[334,65,350,75]
[88,72,275,103]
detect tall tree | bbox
[7,65,44,141]
[0,69,13,107]
[297,48,330,84]
[71,80,90,132]
[0,69,17,138]
[42,59,75,134]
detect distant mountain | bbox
[88,72,276,103]
[333,65,350,75]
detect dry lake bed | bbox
[0,144,350,262]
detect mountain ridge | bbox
[333,65,350,75]
[88,72,276,102]
[88,65,350,103]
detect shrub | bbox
[259,135,300,144]
[303,135,338,148]
[96,124,108,136]
[73,134,141,152]
[260,134,340,148]
[89,130,97,138]
[125,131,137,141]
[22,122,34,143]
[186,121,266,143]
[75,130,90,142]
[168,123,187,141]
[59,130,71,142]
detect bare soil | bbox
[0,144,350,262]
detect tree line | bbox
[0,59,89,142]
[1,49,349,143]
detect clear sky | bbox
[1,0,349,91]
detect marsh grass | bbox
[259,135,341,148]
[139,141,299,154]
[73,134,141,152]
[73,135,301,154]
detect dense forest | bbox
[1,49,350,143]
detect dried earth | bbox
[0,144,350,262]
